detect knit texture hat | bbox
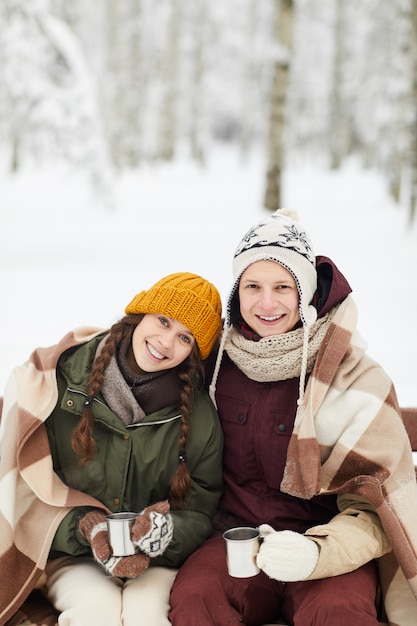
[228,208,317,327]
[209,209,318,409]
[125,273,222,360]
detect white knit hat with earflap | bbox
[230,208,317,327]
[209,208,318,408]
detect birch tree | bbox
[154,0,181,160]
[125,0,144,167]
[187,0,208,163]
[264,0,294,211]
[101,0,147,168]
[329,0,350,169]
[409,0,417,221]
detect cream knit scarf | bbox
[224,311,334,383]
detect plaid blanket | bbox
[281,295,417,624]
[4,590,58,626]
[0,328,106,625]
[1,302,417,625]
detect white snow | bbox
[0,147,416,406]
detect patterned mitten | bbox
[79,510,112,562]
[256,524,319,582]
[79,509,150,578]
[131,501,173,557]
[103,553,150,578]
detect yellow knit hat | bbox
[125,273,222,360]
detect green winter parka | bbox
[46,332,223,568]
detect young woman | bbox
[169,211,417,626]
[0,272,223,626]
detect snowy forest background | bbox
[1,0,416,406]
[2,0,417,215]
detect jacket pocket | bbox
[218,395,250,486]
[258,410,294,490]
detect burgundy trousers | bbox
[169,536,380,626]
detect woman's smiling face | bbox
[132,314,195,372]
[238,260,300,337]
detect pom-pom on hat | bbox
[125,272,222,360]
[228,208,317,327]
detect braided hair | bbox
[71,314,204,509]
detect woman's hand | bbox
[79,509,150,578]
[131,501,174,557]
[102,552,150,578]
[79,509,112,561]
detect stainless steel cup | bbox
[223,526,260,578]
[106,512,137,556]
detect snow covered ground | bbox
[1,148,416,406]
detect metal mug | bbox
[106,512,137,556]
[223,526,260,578]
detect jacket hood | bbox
[314,255,352,318]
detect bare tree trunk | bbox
[125,0,143,167]
[105,0,143,169]
[154,0,181,161]
[410,0,417,222]
[390,0,417,222]
[10,135,19,172]
[264,0,294,212]
[106,0,124,168]
[189,0,207,164]
[329,0,348,170]
[240,0,259,158]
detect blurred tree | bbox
[264,0,294,211]
[154,0,181,160]
[0,0,108,183]
[104,0,144,168]
[410,0,417,221]
[1,0,416,223]
[329,0,351,170]
[125,0,144,167]
[187,0,208,164]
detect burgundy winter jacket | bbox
[209,256,352,533]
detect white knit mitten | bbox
[256,524,319,582]
[131,501,173,557]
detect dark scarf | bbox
[101,337,182,426]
